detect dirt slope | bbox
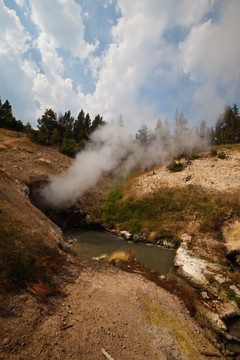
[0,259,223,360]
[0,129,73,282]
[130,148,240,197]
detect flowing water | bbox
[64,229,176,275]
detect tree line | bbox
[29,108,105,157]
[135,104,240,150]
[0,96,240,157]
[0,97,105,157]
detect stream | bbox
[63,229,176,275]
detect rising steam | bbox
[40,121,204,208]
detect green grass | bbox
[102,180,240,245]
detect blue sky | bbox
[1,0,240,132]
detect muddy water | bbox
[64,229,176,275]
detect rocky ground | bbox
[0,257,223,360]
[131,147,240,196]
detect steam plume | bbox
[40,121,203,208]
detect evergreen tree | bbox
[1,100,12,116]
[37,108,58,144]
[174,109,189,155]
[73,109,85,143]
[0,98,24,132]
[232,104,240,143]
[136,124,152,146]
[154,118,171,150]
[214,104,240,145]
[91,114,105,132]
[58,111,74,139]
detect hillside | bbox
[0,129,72,284]
[130,146,240,195]
[0,129,239,358]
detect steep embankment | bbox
[0,129,73,283]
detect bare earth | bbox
[131,149,240,197]
[0,258,223,360]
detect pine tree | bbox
[58,111,74,139]
[91,114,104,132]
[174,109,189,155]
[73,109,85,143]
[37,109,58,144]
[136,124,152,146]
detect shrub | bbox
[167,161,184,172]
[235,297,240,308]
[187,153,200,160]
[210,148,217,157]
[106,250,136,265]
[227,288,235,300]
[217,151,227,159]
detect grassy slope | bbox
[102,152,240,252]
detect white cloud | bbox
[23,0,101,121]
[179,0,240,122]
[14,0,27,8]
[0,0,38,123]
[0,0,30,57]
[83,1,217,128]
[1,0,240,132]
[29,0,97,60]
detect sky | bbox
[1,0,240,133]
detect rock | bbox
[120,230,132,240]
[201,291,209,299]
[162,240,175,248]
[133,234,140,242]
[214,274,227,284]
[180,233,192,250]
[201,300,240,333]
[174,247,209,284]
[92,255,107,261]
[223,220,240,260]
[159,275,167,281]
[15,179,29,198]
[230,285,240,297]
[210,313,227,331]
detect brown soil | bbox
[0,257,223,360]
